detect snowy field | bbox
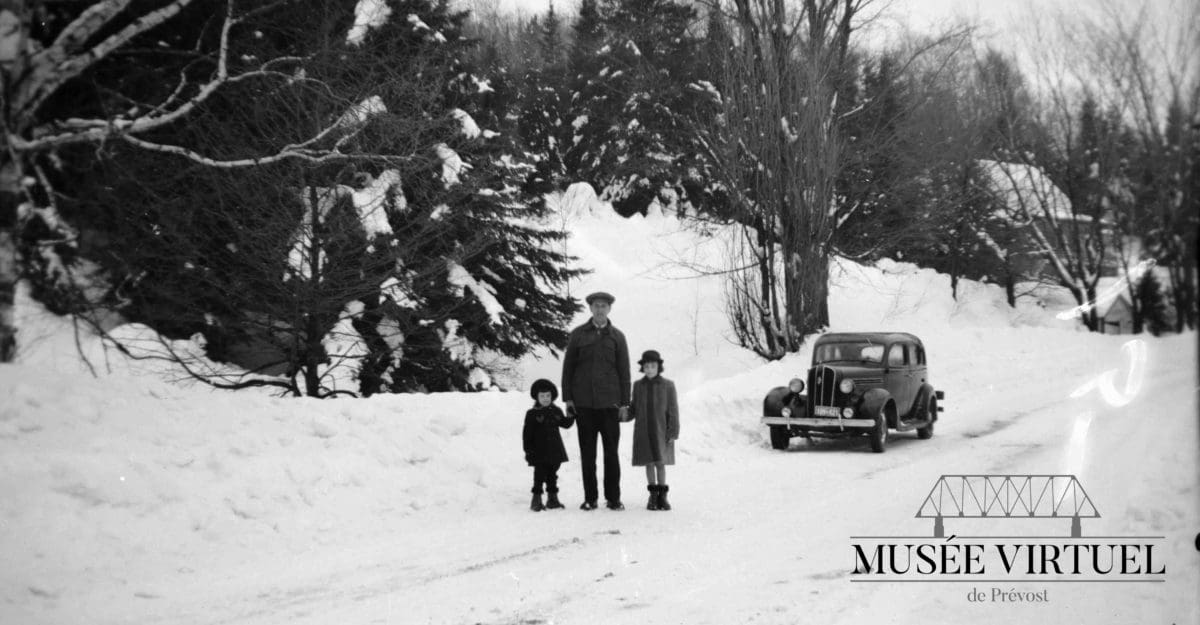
[1,185,1197,625]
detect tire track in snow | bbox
[208,532,612,625]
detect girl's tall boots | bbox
[656,485,671,511]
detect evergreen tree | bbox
[836,54,910,258]
[539,2,564,68]
[1135,272,1170,335]
[517,2,572,190]
[570,0,606,76]
[701,4,730,87]
[1135,94,1199,331]
[564,0,720,216]
[25,0,582,396]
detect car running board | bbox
[895,417,933,432]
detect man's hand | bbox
[565,400,576,416]
[618,405,630,422]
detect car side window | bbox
[887,345,905,367]
[916,345,926,365]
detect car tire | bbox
[917,397,936,439]
[870,411,888,453]
[769,425,790,450]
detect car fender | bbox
[911,383,937,421]
[763,387,806,418]
[763,386,788,417]
[860,387,892,420]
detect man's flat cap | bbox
[585,291,615,305]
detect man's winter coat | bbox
[561,320,631,409]
[523,404,574,465]
[630,375,680,466]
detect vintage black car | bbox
[760,332,944,452]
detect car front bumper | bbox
[761,416,875,429]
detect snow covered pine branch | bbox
[0,0,419,363]
[2,0,414,166]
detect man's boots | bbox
[656,485,671,511]
[545,490,564,509]
[646,484,660,510]
[531,491,545,512]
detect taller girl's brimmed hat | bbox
[637,350,663,366]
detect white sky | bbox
[463,0,1191,103]
[463,0,1101,59]
[480,0,1080,33]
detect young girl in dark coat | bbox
[523,379,574,511]
[628,350,680,510]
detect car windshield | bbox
[814,342,885,365]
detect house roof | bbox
[1092,284,1134,318]
[978,159,1094,225]
[1097,294,1132,318]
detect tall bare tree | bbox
[698,0,870,358]
[1083,0,1199,331]
[1012,0,1199,331]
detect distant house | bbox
[1096,293,1134,334]
[976,160,1121,280]
[978,160,1078,225]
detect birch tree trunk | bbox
[0,0,418,363]
[711,0,862,358]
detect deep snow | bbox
[1,184,1197,625]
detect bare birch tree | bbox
[696,0,871,359]
[1082,0,1199,331]
[1009,0,1199,331]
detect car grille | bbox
[809,365,839,408]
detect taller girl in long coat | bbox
[629,350,679,510]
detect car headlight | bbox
[842,407,855,418]
[788,378,805,393]
[839,379,855,394]
[782,407,792,418]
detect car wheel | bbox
[917,398,936,439]
[870,411,888,453]
[769,426,790,450]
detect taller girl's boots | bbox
[655,485,671,511]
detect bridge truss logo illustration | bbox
[917,475,1099,538]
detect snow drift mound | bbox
[521,182,1076,391]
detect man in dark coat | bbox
[561,291,631,510]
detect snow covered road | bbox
[336,334,1195,625]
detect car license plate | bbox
[814,406,839,417]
